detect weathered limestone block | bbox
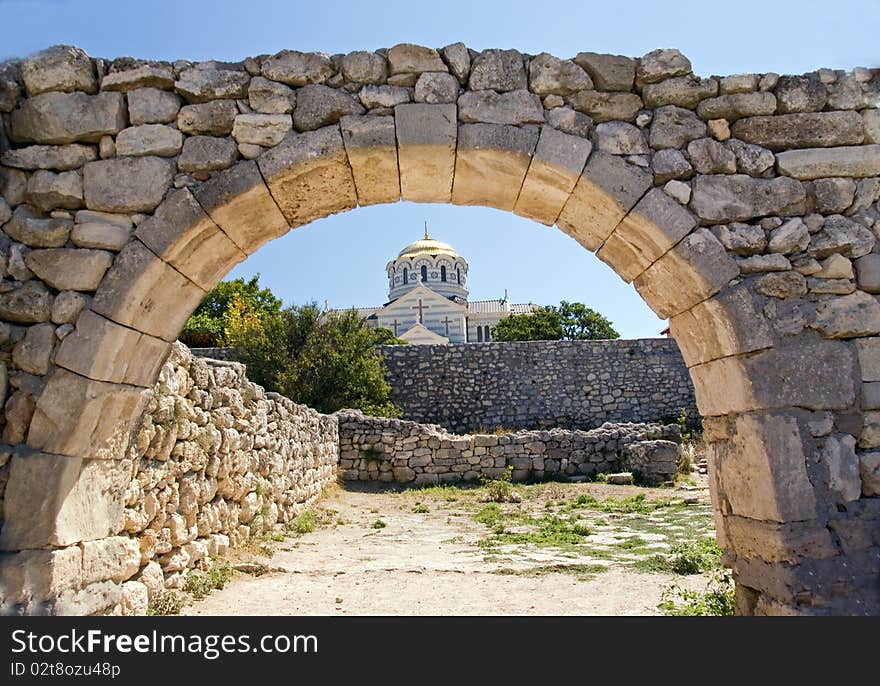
[83,156,174,212]
[731,111,865,151]
[177,100,238,135]
[664,179,691,204]
[24,248,112,291]
[293,84,364,132]
[12,322,55,375]
[648,105,707,149]
[687,138,736,174]
[556,151,652,251]
[811,290,880,338]
[387,44,448,76]
[91,240,206,341]
[394,103,456,203]
[565,90,642,123]
[594,122,648,155]
[136,187,245,291]
[573,53,635,91]
[696,92,776,121]
[1,143,96,170]
[826,74,864,110]
[808,215,875,258]
[128,87,182,125]
[414,72,459,104]
[710,223,766,256]
[359,85,410,109]
[21,45,96,96]
[689,174,806,223]
[723,516,837,565]
[457,90,544,126]
[468,49,526,91]
[0,452,130,549]
[814,254,853,279]
[452,123,538,210]
[341,51,388,85]
[115,124,182,157]
[262,50,335,86]
[738,254,791,273]
[442,43,471,85]
[636,49,691,85]
[339,115,400,206]
[0,547,82,611]
[546,107,593,138]
[718,73,759,93]
[26,169,82,211]
[514,126,592,225]
[193,160,288,254]
[232,113,292,146]
[755,271,807,298]
[863,109,880,144]
[3,391,36,444]
[178,135,238,172]
[670,283,773,367]
[258,125,357,227]
[0,281,52,323]
[767,217,810,254]
[2,166,28,205]
[776,145,880,180]
[174,68,250,103]
[598,188,698,282]
[101,65,174,92]
[2,205,70,248]
[634,228,738,318]
[642,76,718,109]
[119,581,149,616]
[652,149,693,183]
[81,536,141,584]
[710,413,815,521]
[247,77,296,114]
[812,177,857,213]
[818,434,861,502]
[51,290,89,324]
[528,53,592,95]
[10,92,126,144]
[860,453,880,495]
[855,254,880,293]
[774,75,827,113]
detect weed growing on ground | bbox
[371,519,387,529]
[481,465,515,502]
[492,563,609,581]
[658,569,735,616]
[146,590,184,616]
[412,503,430,513]
[633,538,722,575]
[287,510,318,535]
[183,560,234,600]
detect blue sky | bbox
[3,0,877,338]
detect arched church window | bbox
[477,326,483,342]
[421,265,427,282]
[484,325,491,341]
[441,266,447,282]
[456,267,460,283]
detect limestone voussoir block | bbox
[514,126,592,225]
[54,309,171,387]
[724,515,837,564]
[91,239,206,342]
[597,187,698,283]
[193,159,289,255]
[0,451,131,549]
[136,187,246,291]
[395,103,457,203]
[452,123,538,211]
[27,368,150,460]
[634,228,738,319]
[339,115,400,206]
[258,126,357,228]
[0,547,83,612]
[556,151,652,252]
[710,412,818,522]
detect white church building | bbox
[329,230,539,345]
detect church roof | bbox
[396,228,460,260]
[398,322,450,345]
[468,299,541,314]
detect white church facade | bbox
[331,231,539,345]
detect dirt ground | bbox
[184,473,717,616]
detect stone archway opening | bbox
[1,43,879,616]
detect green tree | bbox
[180,275,282,347]
[492,301,618,342]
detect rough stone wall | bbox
[379,338,696,432]
[337,410,681,486]
[0,344,338,615]
[0,42,878,615]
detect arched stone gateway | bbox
[0,43,879,615]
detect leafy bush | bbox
[183,561,234,600]
[146,590,184,616]
[481,465,514,502]
[659,570,735,616]
[371,519,387,529]
[287,510,318,535]
[669,538,722,575]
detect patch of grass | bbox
[475,502,507,528]
[614,536,649,550]
[479,514,593,551]
[146,590,184,616]
[287,510,318,535]
[183,560,234,600]
[492,563,609,580]
[262,531,286,543]
[659,570,735,616]
[569,492,676,515]
[371,519,387,529]
[631,538,723,575]
[412,503,430,514]
[633,554,674,573]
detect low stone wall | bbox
[0,344,338,615]
[378,339,697,433]
[336,410,681,486]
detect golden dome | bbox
[396,231,459,260]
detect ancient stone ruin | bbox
[0,43,879,615]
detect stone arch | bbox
[1,43,879,615]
